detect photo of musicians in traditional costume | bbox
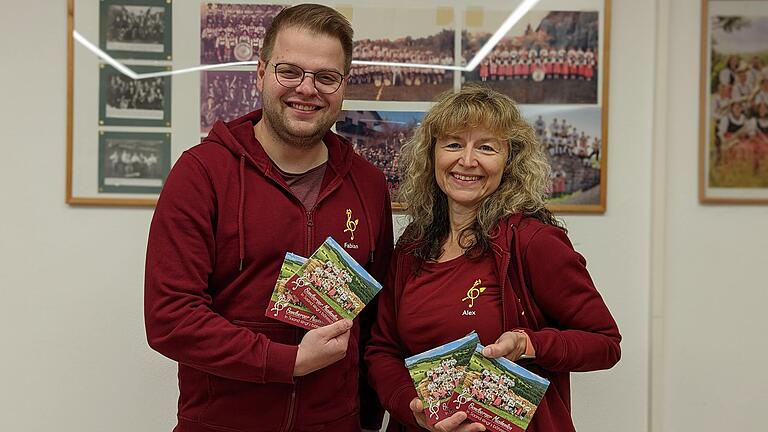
[462,8,601,104]
[100,0,172,60]
[199,3,285,64]
[99,64,171,127]
[345,7,455,102]
[200,70,261,133]
[98,131,170,194]
[704,13,768,193]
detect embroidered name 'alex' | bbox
[461,279,486,316]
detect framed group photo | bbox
[699,0,768,204]
[68,0,610,213]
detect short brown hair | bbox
[261,4,354,73]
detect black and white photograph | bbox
[200,3,285,64]
[200,70,261,133]
[335,110,424,207]
[99,0,172,60]
[462,6,602,104]
[98,131,171,194]
[99,64,171,127]
[522,105,604,208]
[346,7,455,102]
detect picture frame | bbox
[99,0,172,61]
[68,0,611,212]
[699,0,768,204]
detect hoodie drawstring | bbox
[348,171,376,264]
[238,155,245,271]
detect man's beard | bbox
[261,98,336,149]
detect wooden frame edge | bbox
[66,0,75,204]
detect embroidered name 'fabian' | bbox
[344,242,359,249]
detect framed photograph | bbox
[69,0,610,212]
[462,9,600,104]
[458,0,610,213]
[335,110,424,209]
[200,3,285,65]
[523,105,603,208]
[98,131,171,194]
[345,6,456,102]
[699,0,768,204]
[99,64,171,127]
[99,0,172,60]
[201,70,261,134]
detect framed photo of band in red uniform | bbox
[699,0,768,204]
[460,0,611,213]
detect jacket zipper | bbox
[282,386,296,432]
[303,177,343,256]
[305,210,314,256]
[499,251,511,330]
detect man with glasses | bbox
[145,4,392,432]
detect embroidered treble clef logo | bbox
[343,208,359,241]
[462,279,486,308]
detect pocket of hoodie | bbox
[202,320,299,431]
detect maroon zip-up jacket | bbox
[145,110,393,432]
[366,214,621,431]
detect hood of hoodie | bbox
[204,109,354,177]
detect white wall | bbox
[658,0,768,431]
[4,0,733,431]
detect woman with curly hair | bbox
[366,85,621,432]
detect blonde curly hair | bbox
[399,84,563,260]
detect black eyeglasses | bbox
[269,62,345,94]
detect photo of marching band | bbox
[463,10,600,104]
[98,131,170,194]
[335,110,424,205]
[100,0,171,59]
[100,64,171,127]
[200,71,261,133]
[705,15,768,191]
[200,3,284,64]
[346,7,455,102]
[524,106,603,206]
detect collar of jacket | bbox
[200,109,368,271]
[205,109,354,178]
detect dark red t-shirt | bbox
[396,253,504,353]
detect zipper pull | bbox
[306,211,313,227]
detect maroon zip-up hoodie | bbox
[366,214,621,431]
[145,110,393,432]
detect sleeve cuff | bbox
[389,384,420,428]
[264,340,298,384]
